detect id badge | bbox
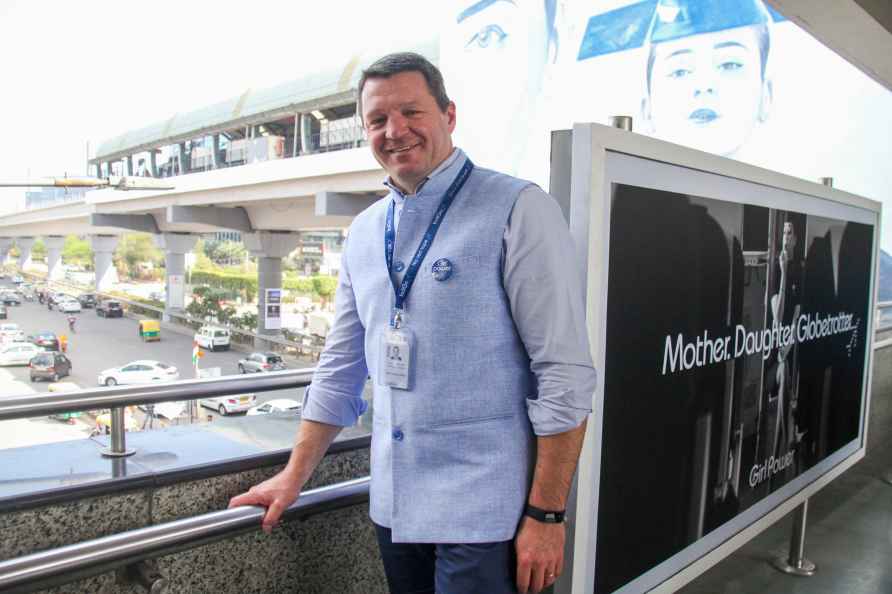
[379,327,414,390]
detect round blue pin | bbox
[393,260,405,273]
[431,258,453,281]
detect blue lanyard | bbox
[385,158,474,327]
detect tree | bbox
[62,236,93,269]
[31,239,46,262]
[115,233,163,279]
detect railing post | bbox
[772,500,817,576]
[609,115,633,131]
[101,407,136,457]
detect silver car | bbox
[237,352,286,373]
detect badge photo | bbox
[431,258,453,281]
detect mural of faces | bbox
[440,0,555,174]
[643,24,772,156]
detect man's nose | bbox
[385,113,408,139]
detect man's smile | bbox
[387,142,422,155]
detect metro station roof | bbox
[92,40,438,164]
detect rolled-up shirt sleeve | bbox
[503,186,596,436]
[301,237,369,427]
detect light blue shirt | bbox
[307,148,595,436]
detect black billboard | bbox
[595,183,874,593]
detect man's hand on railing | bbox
[228,471,301,534]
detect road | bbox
[0,280,311,430]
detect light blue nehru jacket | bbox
[303,150,583,543]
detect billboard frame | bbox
[561,122,883,594]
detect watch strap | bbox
[524,504,566,523]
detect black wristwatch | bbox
[524,504,566,524]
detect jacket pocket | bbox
[427,412,515,430]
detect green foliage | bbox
[185,287,236,322]
[62,236,93,269]
[31,239,46,262]
[312,276,338,299]
[114,233,163,279]
[283,276,315,294]
[203,239,247,265]
[229,311,258,332]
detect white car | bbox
[0,323,25,343]
[246,398,302,416]
[0,342,41,365]
[199,393,257,416]
[194,326,231,351]
[57,299,82,313]
[98,360,180,386]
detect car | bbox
[77,293,97,308]
[0,305,6,320]
[199,393,258,416]
[11,275,23,285]
[29,331,60,351]
[96,299,124,317]
[237,352,286,373]
[1,323,25,343]
[29,351,72,382]
[1,291,21,306]
[0,342,41,365]
[98,360,179,386]
[246,398,302,416]
[194,326,231,351]
[58,299,82,313]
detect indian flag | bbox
[192,341,199,367]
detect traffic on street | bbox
[0,277,311,448]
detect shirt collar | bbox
[383,148,465,202]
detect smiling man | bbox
[229,52,595,594]
[641,0,774,157]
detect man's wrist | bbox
[524,504,566,524]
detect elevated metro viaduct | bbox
[0,148,386,338]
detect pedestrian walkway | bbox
[679,432,892,594]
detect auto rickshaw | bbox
[138,319,161,342]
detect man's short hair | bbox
[358,52,451,117]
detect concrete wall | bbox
[0,448,387,594]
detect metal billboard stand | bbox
[770,175,835,579]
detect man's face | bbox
[440,0,549,173]
[645,26,768,156]
[361,71,456,194]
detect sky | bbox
[0,0,440,189]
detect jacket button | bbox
[392,429,404,441]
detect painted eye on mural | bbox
[717,60,744,72]
[465,24,507,49]
[667,67,693,79]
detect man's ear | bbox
[446,101,457,132]
[758,78,773,123]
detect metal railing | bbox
[0,369,314,457]
[0,476,370,594]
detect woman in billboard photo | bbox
[640,0,774,157]
[439,0,558,177]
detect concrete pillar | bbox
[44,236,66,281]
[90,235,120,292]
[300,113,315,154]
[153,233,198,320]
[16,237,35,270]
[150,151,158,177]
[94,163,102,178]
[126,155,134,176]
[0,238,13,267]
[211,134,221,169]
[177,142,189,175]
[244,231,301,346]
